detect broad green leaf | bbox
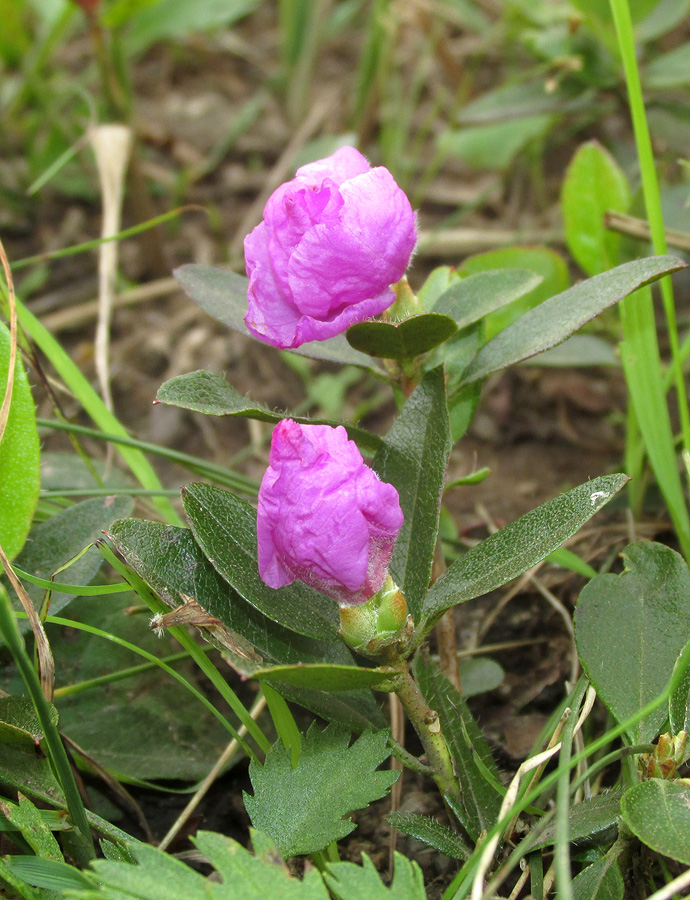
[182,483,339,642]
[413,654,500,840]
[418,266,461,311]
[0,320,40,560]
[645,40,690,88]
[373,369,451,618]
[107,520,386,733]
[439,116,553,171]
[63,830,330,900]
[325,852,427,900]
[621,779,690,864]
[562,142,631,276]
[429,325,481,443]
[254,663,401,692]
[43,593,235,782]
[244,724,397,858]
[345,314,457,359]
[387,812,470,860]
[526,334,618,367]
[421,474,628,629]
[572,856,624,900]
[458,246,569,338]
[574,541,690,744]
[461,256,685,384]
[433,269,542,328]
[126,0,259,53]
[156,370,381,455]
[6,496,134,621]
[174,264,379,370]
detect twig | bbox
[604,210,690,253]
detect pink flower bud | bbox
[257,420,403,606]
[244,146,417,349]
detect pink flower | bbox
[257,420,403,606]
[244,146,417,349]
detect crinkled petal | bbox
[295,146,370,186]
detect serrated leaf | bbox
[621,779,690,864]
[63,830,331,900]
[572,855,624,900]
[181,483,339,642]
[413,654,500,840]
[387,811,470,861]
[433,269,542,328]
[346,314,457,359]
[244,724,397,858]
[7,496,134,622]
[575,541,690,744]
[562,141,631,276]
[0,320,40,560]
[107,520,386,734]
[421,474,628,629]
[173,264,379,370]
[373,368,451,618]
[460,256,686,384]
[156,371,382,455]
[325,852,426,900]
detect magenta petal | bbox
[244,146,417,349]
[256,421,404,605]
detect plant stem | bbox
[0,586,95,865]
[395,668,462,806]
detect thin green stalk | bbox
[41,488,180,498]
[10,297,182,524]
[0,586,94,866]
[13,566,129,595]
[37,418,258,496]
[608,0,690,555]
[53,647,210,699]
[261,681,301,767]
[99,541,270,756]
[554,679,589,900]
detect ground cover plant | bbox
[2,1,690,898]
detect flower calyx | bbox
[339,573,412,659]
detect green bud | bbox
[339,573,410,656]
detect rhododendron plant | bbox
[257,419,403,606]
[244,146,417,349]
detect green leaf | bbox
[373,369,451,618]
[325,852,427,900]
[460,256,686,384]
[345,314,457,359]
[63,830,330,900]
[0,856,56,900]
[173,264,379,370]
[0,320,40,560]
[126,0,259,54]
[418,266,461,311]
[572,855,624,900]
[420,474,628,629]
[4,857,93,892]
[459,246,569,339]
[1,795,63,860]
[669,648,690,738]
[244,724,397,858]
[644,40,690,87]
[254,663,401,692]
[574,541,690,744]
[621,779,690,864]
[6,496,134,621]
[459,657,504,698]
[107,519,386,733]
[181,483,340,642]
[413,654,500,840]
[561,141,631,276]
[387,811,470,861]
[433,269,542,328]
[156,370,381,455]
[439,116,553,171]
[529,793,621,850]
